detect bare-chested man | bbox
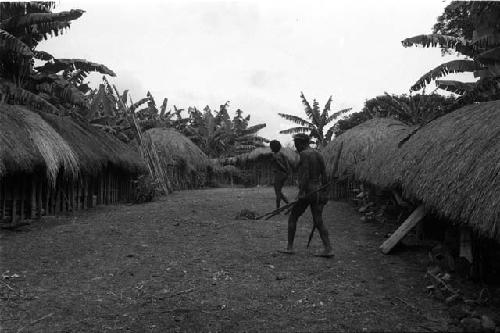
[270,140,289,210]
[280,133,334,258]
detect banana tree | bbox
[279,92,351,147]
[0,2,115,114]
[402,1,500,104]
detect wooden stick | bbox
[380,205,426,254]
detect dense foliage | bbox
[402,1,500,105]
[0,2,115,114]
[88,79,268,158]
[278,92,351,147]
[333,94,456,136]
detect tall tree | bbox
[278,92,351,147]
[0,2,115,114]
[402,1,500,105]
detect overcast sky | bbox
[42,0,464,143]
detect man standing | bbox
[270,140,290,210]
[280,134,334,257]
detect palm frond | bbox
[325,107,352,124]
[33,50,53,61]
[36,58,116,77]
[242,123,266,134]
[279,126,311,135]
[1,9,85,32]
[402,34,474,56]
[130,97,150,113]
[311,99,321,125]
[410,59,481,91]
[299,91,315,122]
[277,113,312,127]
[0,29,33,57]
[160,98,168,116]
[325,126,336,142]
[321,95,332,124]
[0,77,59,113]
[435,80,476,95]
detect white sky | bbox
[42,0,467,143]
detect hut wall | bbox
[0,169,137,226]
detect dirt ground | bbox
[0,186,485,332]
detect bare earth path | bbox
[1,187,454,332]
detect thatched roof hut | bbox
[40,113,145,176]
[323,101,500,241]
[145,127,211,172]
[0,105,79,183]
[221,147,299,168]
[322,118,414,188]
[0,104,145,182]
[399,100,500,241]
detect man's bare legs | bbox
[310,204,334,257]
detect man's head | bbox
[270,140,281,153]
[293,134,310,152]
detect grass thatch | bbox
[40,113,145,176]
[0,105,79,183]
[323,101,500,241]
[322,118,413,187]
[399,100,500,241]
[145,128,211,173]
[221,147,300,168]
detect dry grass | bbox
[322,101,500,241]
[146,127,210,172]
[0,105,79,182]
[322,118,413,187]
[399,100,500,241]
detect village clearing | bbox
[0,187,496,332]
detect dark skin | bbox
[281,139,333,257]
[271,146,289,209]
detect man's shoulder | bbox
[300,148,320,158]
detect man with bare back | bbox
[280,133,334,258]
[270,140,290,210]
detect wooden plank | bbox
[380,205,426,254]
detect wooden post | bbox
[380,205,426,254]
[0,180,4,220]
[55,184,60,215]
[20,178,26,221]
[71,180,76,212]
[36,179,42,218]
[45,183,50,216]
[30,176,37,219]
[82,178,88,209]
[11,183,17,224]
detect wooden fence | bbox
[0,170,136,226]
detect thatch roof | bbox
[399,100,500,241]
[0,105,79,182]
[323,101,500,241]
[221,147,300,168]
[145,127,211,172]
[0,104,145,182]
[40,113,145,175]
[322,118,414,187]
